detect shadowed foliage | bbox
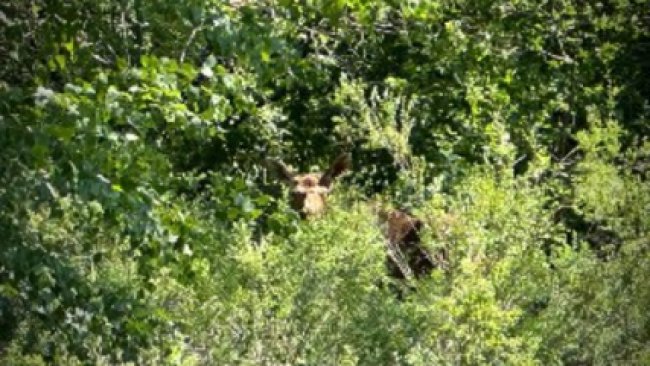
[1,0,649,364]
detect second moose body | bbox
[270,154,440,281]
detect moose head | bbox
[269,153,443,282]
[269,153,352,219]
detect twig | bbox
[541,50,575,64]
[180,21,205,64]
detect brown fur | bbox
[269,154,441,281]
[377,209,437,279]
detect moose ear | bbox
[266,159,294,184]
[319,153,351,187]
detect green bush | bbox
[2,0,649,364]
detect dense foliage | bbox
[1,0,649,364]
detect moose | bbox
[269,153,445,283]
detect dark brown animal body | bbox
[270,154,439,281]
[378,209,437,280]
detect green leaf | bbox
[55,54,66,69]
